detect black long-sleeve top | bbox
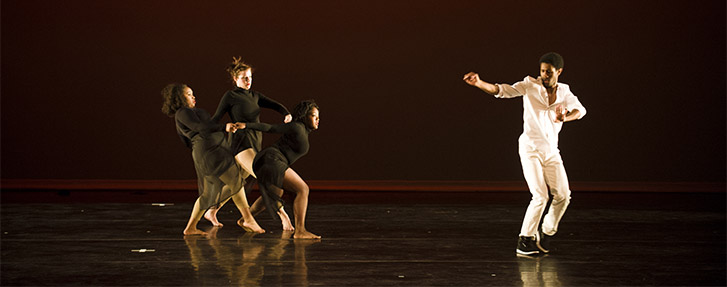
[175,107,226,149]
[211,87,290,152]
[246,122,311,166]
[211,87,289,124]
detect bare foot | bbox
[293,230,321,239]
[278,208,295,231]
[183,228,208,236]
[237,218,265,234]
[204,209,223,227]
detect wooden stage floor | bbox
[1,190,725,286]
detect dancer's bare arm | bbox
[463,72,500,95]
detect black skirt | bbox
[252,147,289,189]
[227,128,263,154]
[191,131,243,210]
[252,147,289,221]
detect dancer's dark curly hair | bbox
[292,100,319,122]
[226,56,253,81]
[539,52,564,69]
[161,83,189,117]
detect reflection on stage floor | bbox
[1,191,725,286]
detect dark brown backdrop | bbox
[2,0,725,183]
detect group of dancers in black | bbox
[161,57,320,239]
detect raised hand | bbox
[463,72,481,86]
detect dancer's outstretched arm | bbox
[463,72,500,95]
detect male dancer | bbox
[463,52,586,255]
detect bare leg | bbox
[231,191,265,233]
[235,149,257,179]
[218,162,265,234]
[204,198,229,227]
[249,189,266,216]
[278,206,295,231]
[261,184,295,231]
[282,168,320,239]
[250,184,294,231]
[235,149,267,218]
[183,197,208,236]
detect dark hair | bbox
[161,83,189,117]
[539,52,564,70]
[292,100,319,122]
[226,56,253,81]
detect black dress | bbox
[211,87,289,153]
[245,121,311,219]
[175,107,243,210]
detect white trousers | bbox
[518,147,571,237]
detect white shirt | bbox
[496,76,586,153]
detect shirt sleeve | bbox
[245,122,288,134]
[565,93,587,119]
[495,77,530,99]
[211,92,232,123]
[257,92,290,115]
[176,108,225,133]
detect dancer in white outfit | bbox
[463,52,586,255]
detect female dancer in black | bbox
[239,100,321,239]
[161,83,265,235]
[203,57,292,227]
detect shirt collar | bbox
[234,87,251,94]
